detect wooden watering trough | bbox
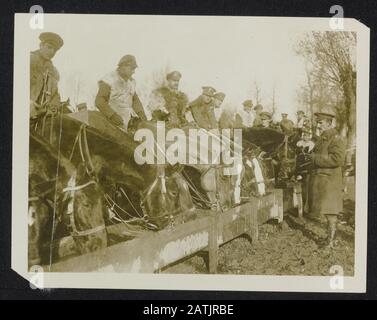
[47,189,283,273]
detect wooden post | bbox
[208,213,218,274]
[293,182,303,218]
[247,197,259,244]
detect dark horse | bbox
[241,127,297,191]
[28,110,194,267]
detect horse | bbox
[28,110,194,267]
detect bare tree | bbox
[253,80,262,105]
[296,31,356,159]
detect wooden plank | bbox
[47,189,284,273]
[48,215,212,272]
[208,213,218,274]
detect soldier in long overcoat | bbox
[308,109,346,248]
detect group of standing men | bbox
[30,32,347,249]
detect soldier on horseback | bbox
[30,32,64,119]
[188,86,218,130]
[147,71,188,128]
[95,55,147,131]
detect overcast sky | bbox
[27,14,319,120]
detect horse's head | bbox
[141,165,193,229]
[68,162,107,254]
[242,145,275,197]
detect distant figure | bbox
[189,86,218,130]
[296,128,315,154]
[95,55,146,131]
[30,32,64,119]
[280,113,295,135]
[296,110,311,129]
[147,71,188,128]
[234,100,254,128]
[212,92,233,129]
[252,104,264,127]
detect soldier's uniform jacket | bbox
[253,115,263,127]
[280,119,295,135]
[189,96,218,130]
[148,86,188,127]
[234,109,254,128]
[30,50,61,117]
[95,70,146,130]
[308,128,346,216]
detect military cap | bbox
[214,92,226,101]
[254,104,263,111]
[39,32,64,50]
[118,55,138,67]
[281,112,288,116]
[202,86,216,97]
[296,110,305,115]
[242,100,253,108]
[166,71,182,81]
[314,108,336,121]
[260,111,272,120]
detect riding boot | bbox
[318,215,337,248]
[328,218,337,248]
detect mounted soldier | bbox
[280,113,295,135]
[252,104,264,127]
[234,100,254,128]
[30,32,64,119]
[95,55,147,131]
[147,71,188,128]
[307,108,346,248]
[189,86,218,130]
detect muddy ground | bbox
[163,200,355,276]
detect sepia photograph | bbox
[11,13,369,292]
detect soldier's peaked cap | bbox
[243,100,253,108]
[118,55,138,67]
[260,111,272,120]
[314,108,336,121]
[214,92,226,101]
[166,71,182,80]
[39,32,64,49]
[254,104,263,110]
[202,86,216,97]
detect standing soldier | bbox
[234,100,254,128]
[30,32,64,119]
[189,86,218,130]
[147,71,188,128]
[95,55,146,131]
[308,109,346,248]
[280,113,295,135]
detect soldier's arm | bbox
[313,137,346,168]
[95,81,116,118]
[208,108,218,129]
[132,93,147,120]
[147,90,167,115]
[179,94,189,124]
[49,90,61,113]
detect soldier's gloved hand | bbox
[109,113,124,126]
[47,104,58,115]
